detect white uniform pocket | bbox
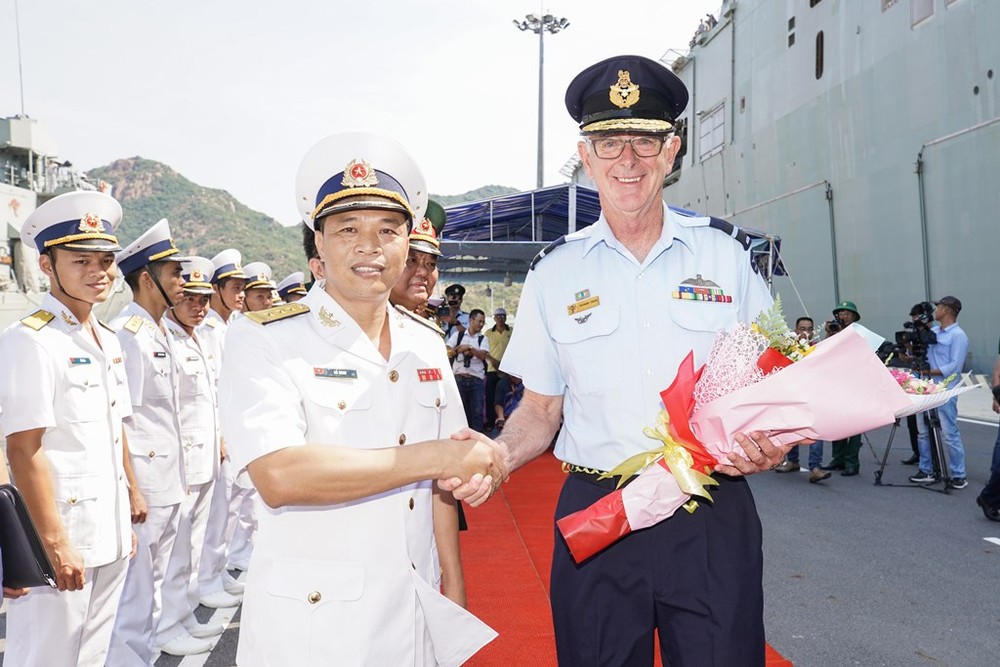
[550,303,622,394]
[53,473,102,550]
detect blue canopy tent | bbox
[439,183,783,284]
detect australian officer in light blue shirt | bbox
[444,55,797,666]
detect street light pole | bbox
[513,13,570,190]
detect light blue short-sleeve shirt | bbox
[501,205,773,471]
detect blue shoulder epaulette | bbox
[708,216,752,251]
[529,235,568,270]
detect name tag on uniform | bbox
[417,368,443,382]
[153,351,167,358]
[313,367,357,379]
[68,357,92,366]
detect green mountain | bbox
[433,185,519,207]
[87,158,518,278]
[88,157,307,277]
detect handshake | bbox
[435,430,510,507]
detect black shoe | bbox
[976,496,1000,522]
[841,467,859,477]
[909,471,937,484]
[948,477,968,490]
[820,463,845,471]
[900,455,919,465]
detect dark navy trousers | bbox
[551,473,765,667]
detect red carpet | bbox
[460,452,793,666]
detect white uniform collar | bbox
[581,204,695,261]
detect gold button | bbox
[307,591,321,604]
[398,434,406,445]
[148,450,156,458]
[408,497,415,510]
[435,397,441,407]
[68,496,78,505]
[337,400,346,410]
[389,370,399,382]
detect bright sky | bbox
[3,0,721,225]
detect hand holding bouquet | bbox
[557,298,929,563]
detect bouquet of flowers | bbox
[886,367,973,418]
[556,298,922,564]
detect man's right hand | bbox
[129,487,148,524]
[46,538,86,591]
[438,430,510,507]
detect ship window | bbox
[815,31,824,79]
[911,0,933,26]
[788,33,795,47]
[881,0,898,10]
[810,0,822,6]
[788,17,795,30]
[699,103,725,161]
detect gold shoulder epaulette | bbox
[394,304,445,336]
[204,318,218,328]
[245,303,310,325]
[20,310,55,331]
[123,315,144,334]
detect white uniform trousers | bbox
[227,479,256,567]
[159,480,215,638]
[106,503,181,666]
[4,557,128,667]
[199,459,237,595]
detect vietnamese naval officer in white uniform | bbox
[106,218,213,662]
[0,191,133,666]
[218,131,499,666]
[162,256,230,640]
[276,270,309,303]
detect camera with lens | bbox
[462,353,472,368]
[886,301,937,371]
[825,319,842,334]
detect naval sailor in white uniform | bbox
[106,218,213,662]
[195,248,247,608]
[218,131,498,666]
[0,191,133,666]
[161,256,229,640]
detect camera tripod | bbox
[874,407,952,494]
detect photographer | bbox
[908,296,969,488]
[895,302,939,467]
[447,309,490,433]
[820,301,865,476]
[441,283,470,340]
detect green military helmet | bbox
[832,299,860,321]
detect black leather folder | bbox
[0,483,58,589]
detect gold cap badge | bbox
[79,212,102,232]
[341,159,379,188]
[609,70,640,109]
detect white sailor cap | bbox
[116,218,187,275]
[243,262,275,290]
[20,191,123,253]
[295,131,427,231]
[210,248,247,283]
[276,271,307,300]
[181,257,215,295]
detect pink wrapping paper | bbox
[690,331,913,459]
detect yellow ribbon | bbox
[599,410,719,513]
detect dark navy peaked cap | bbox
[565,55,689,134]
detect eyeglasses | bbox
[587,135,666,159]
